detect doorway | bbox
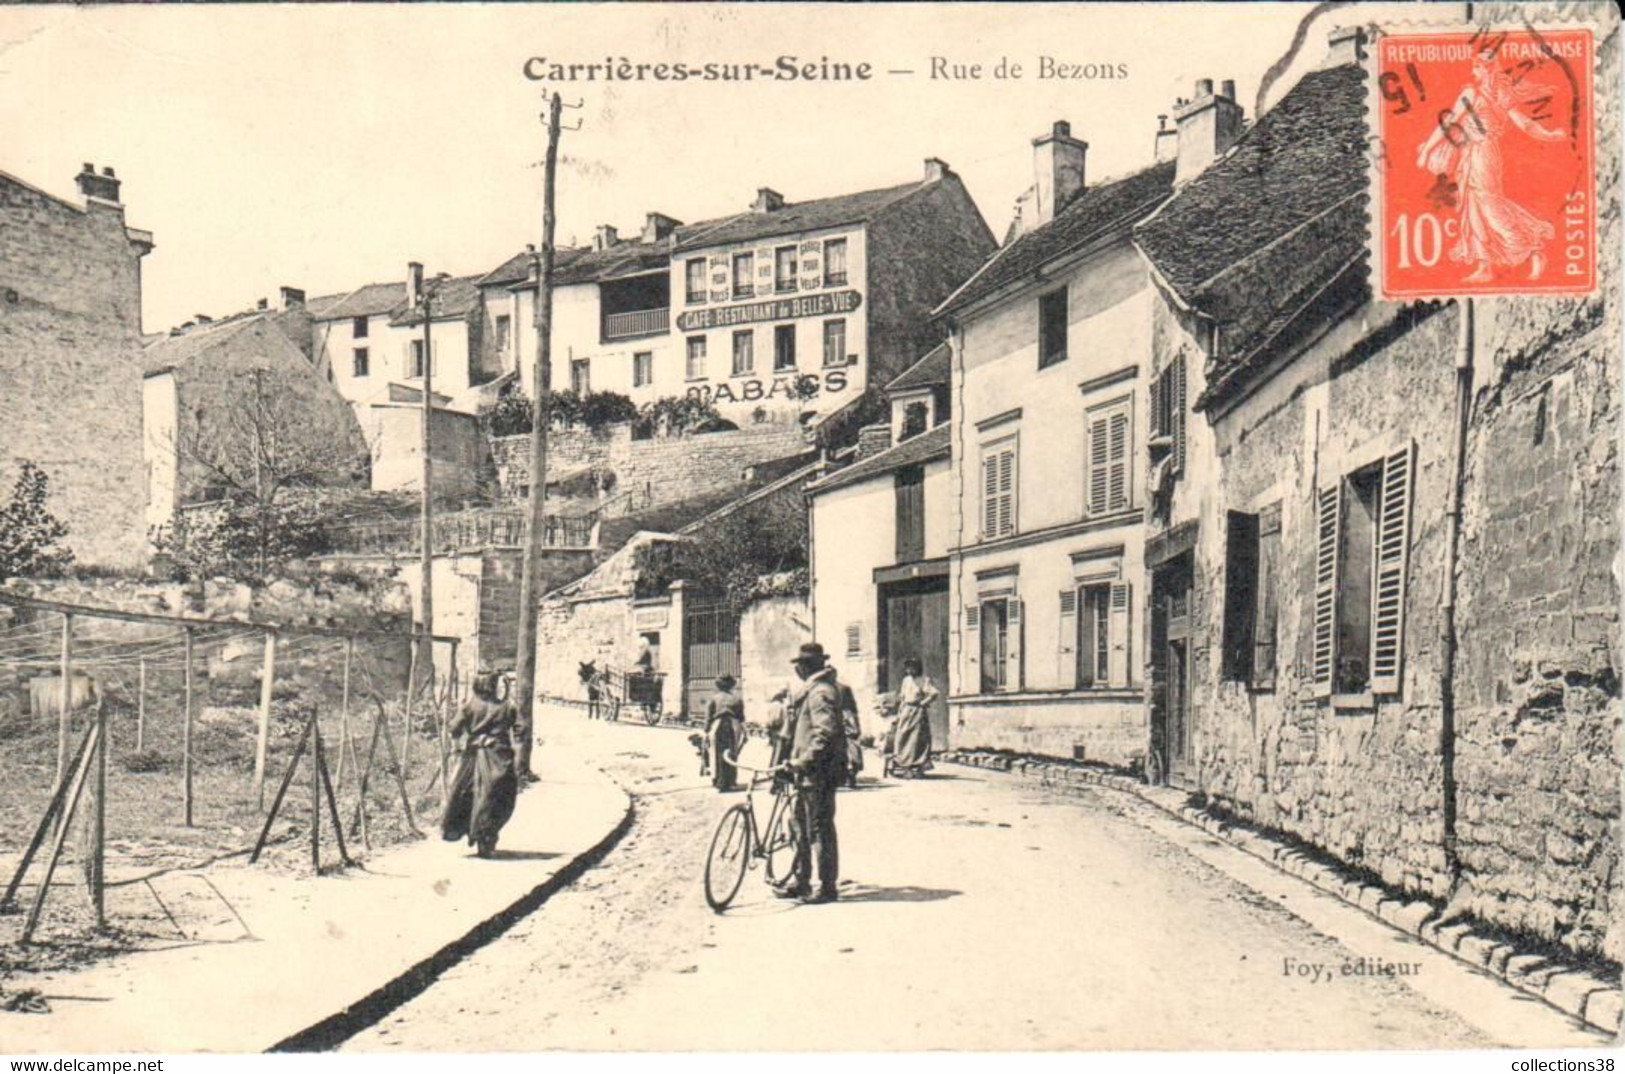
[878,577,950,747]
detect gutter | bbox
[1439,297,1473,887]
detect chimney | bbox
[74,163,122,204]
[592,225,619,251]
[855,423,893,461]
[641,212,682,243]
[1032,121,1088,226]
[1154,114,1178,163]
[257,298,270,311]
[1174,77,1244,186]
[752,187,785,214]
[280,286,306,309]
[195,313,213,324]
[1321,25,1369,69]
[923,157,951,183]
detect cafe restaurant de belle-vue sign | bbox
[676,289,862,332]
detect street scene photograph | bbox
[0,0,1620,1059]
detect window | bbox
[1222,505,1281,690]
[570,358,591,395]
[1150,355,1188,475]
[408,339,436,378]
[823,238,848,286]
[774,325,797,371]
[732,252,754,299]
[686,336,707,380]
[981,439,1017,539]
[1039,288,1068,368]
[822,319,847,368]
[731,329,754,375]
[775,246,797,293]
[494,314,511,358]
[352,348,369,378]
[633,351,653,388]
[1062,581,1133,689]
[352,315,368,339]
[686,259,708,304]
[1086,400,1132,514]
[895,465,925,562]
[845,623,862,657]
[1313,444,1414,701]
[968,596,1021,694]
[901,401,929,441]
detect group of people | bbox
[700,643,940,904]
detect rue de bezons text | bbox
[522,55,1129,83]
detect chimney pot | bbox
[1220,79,1236,100]
[81,162,94,173]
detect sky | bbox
[0,2,1426,334]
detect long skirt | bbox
[711,718,741,791]
[891,703,932,775]
[442,743,518,850]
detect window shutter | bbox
[1172,356,1188,474]
[1007,599,1024,691]
[964,604,980,631]
[1222,511,1260,681]
[1088,416,1110,515]
[1311,483,1342,699]
[1108,409,1129,510]
[845,623,862,658]
[1107,582,1132,688]
[998,448,1015,536]
[982,456,998,537]
[1371,442,1414,694]
[1150,369,1166,439]
[1252,505,1282,691]
[1059,588,1078,684]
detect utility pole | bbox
[409,262,439,708]
[512,91,573,782]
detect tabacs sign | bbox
[676,289,861,332]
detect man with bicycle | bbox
[774,641,847,904]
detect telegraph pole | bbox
[512,91,571,782]
[409,262,436,708]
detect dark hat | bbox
[791,642,828,665]
[714,674,737,690]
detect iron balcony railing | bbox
[602,307,669,342]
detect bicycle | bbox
[703,754,799,912]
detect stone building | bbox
[931,123,1176,764]
[1134,27,1620,964]
[0,162,152,568]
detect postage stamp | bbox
[1371,24,1596,299]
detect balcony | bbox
[603,307,669,343]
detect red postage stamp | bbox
[1373,25,1595,299]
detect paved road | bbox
[343,707,1608,1051]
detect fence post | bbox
[136,658,146,753]
[403,640,417,786]
[56,612,73,791]
[183,628,195,827]
[88,696,107,928]
[254,629,278,810]
[337,637,354,790]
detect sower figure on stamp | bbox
[442,667,519,859]
[774,642,847,904]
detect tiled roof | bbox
[886,342,949,392]
[807,422,949,495]
[938,161,1175,317]
[389,274,484,326]
[310,281,408,322]
[554,243,672,286]
[1134,63,1366,304]
[672,181,923,253]
[1133,62,1369,402]
[143,310,297,376]
[477,246,589,288]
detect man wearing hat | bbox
[778,641,847,903]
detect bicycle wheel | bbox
[704,804,753,912]
[762,791,798,887]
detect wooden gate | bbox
[684,597,741,722]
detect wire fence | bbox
[0,593,460,950]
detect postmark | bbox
[1370,23,1596,299]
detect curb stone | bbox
[939,749,1621,1036]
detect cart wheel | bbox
[704,804,752,912]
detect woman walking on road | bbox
[442,667,520,858]
[706,675,746,792]
[890,658,938,779]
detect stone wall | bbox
[489,421,811,507]
[738,596,810,728]
[1450,0,1623,965]
[0,169,147,568]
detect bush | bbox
[0,461,73,581]
[119,748,172,774]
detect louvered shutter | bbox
[1150,369,1166,439]
[1088,416,1110,515]
[982,457,997,537]
[1007,599,1024,691]
[1253,504,1282,691]
[1172,356,1188,475]
[964,604,980,631]
[997,448,1015,536]
[1108,410,1129,509]
[1311,483,1342,699]
[1058,588,1078,684]
[1107,582,1132,688]
[1371,443,1414,694]
[1222,511,1260,681]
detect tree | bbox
[173,367,368,578]
[0,461,73,580]
[634,484,809,611]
